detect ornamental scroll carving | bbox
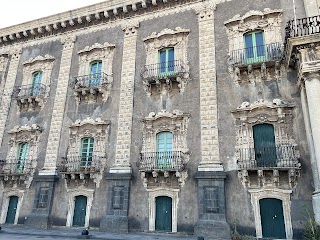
[142,28,190,95]
[5,124,42,188]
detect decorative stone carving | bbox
[74,42,115,103]
[142,28,190,95]
[61,117,110,188]
[2,124,42,188]
[139,110,190,189]
[122,21,139,36]
[225,9,284,83]
[232,99,301,189]
[15,55,55,111]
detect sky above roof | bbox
[0,1,105,28]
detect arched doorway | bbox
[155,196,172,231]
[5,196,18,224]
[73,195,87,227]
[259,198,286,238]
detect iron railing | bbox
[0,159,33,175]
[74,73,109,89]
[60,155,104,173]
[229,43,283,66]
[237,144,299,170]
[285,15,320,39]
[141,60,186,80]
[15,84,47,98]
[139,151,185,171]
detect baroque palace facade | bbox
[0,0,318,238]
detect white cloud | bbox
[0,1,104,28]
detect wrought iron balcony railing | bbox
[0,159,33,175]
[60,155,104,174]
[14,84,47,98]
[237,144,299,170]
[141,60,187,81]
[229,43,283,66]
[285,15,320,39]
[139,151,185,172]
[74,73,109,89]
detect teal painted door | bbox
[73,195,87,227]
[31,71,42,96]
[260,198,286,239]
[17,142,29,173]
[90,61,102,86]
[155,196,172,231]
[253,124,276,167]
[5,196,18,224]
[156,132,173,168]
[159,48,174,76]
[244,31,265,63]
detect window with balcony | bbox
[17,142,29,174]
[75,42,115,103]
[224,9,284,83]
[80,137,94,170]
[232,99,301,189]
[139,110,190,188]
[15,55,54,111]
[142,28,190,95]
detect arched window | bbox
[80,137,94,168]
[244,31,265,63]
[159,48,174,76]
[89,60,102,86]
[31,71,42,96]
[17,142,29,173]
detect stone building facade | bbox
[0,0,316,239]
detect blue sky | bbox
[0,1,105,28]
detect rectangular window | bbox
[244,31,266,64]
[17,142,29,173]
[159,48,174,76]
[80,137,94,169]
[90,61,102,86]
[32,71,42,96]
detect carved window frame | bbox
[22,54,55,94]
[141,110,190,154]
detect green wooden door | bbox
[253,124,276,167]
[156,132,173,169]
[260,198,286,239]
[17,142,29,173]
[31,71,42,96]
[90,61,102,86]
[73,195,87,227]
[244,31,265,64]
[5,196,18,224]
[159,48,174,77]
[155,196,172,231]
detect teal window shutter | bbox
[244,31,265,63]
[17,142,29,173]
[80,137,94,168]
[159,48,174,76]
[90,61,102,86]
[156,132,173,168]
[32,71,42,96]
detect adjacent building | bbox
[0,0,317,238]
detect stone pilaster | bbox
[40,34,76,176]
[0,46,21,148]
[196,4,223,172]
[109,22,139,174]
[303,0,320,17]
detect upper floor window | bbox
[31,71,42,96]
[244,31,265,64]
[90,60,102,86]
[159,48,174,76]
[17,142,29,173]
[80,137,94,168]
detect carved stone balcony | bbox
[139,151,188,188]
[285,15,320,70]
[14,84,48,111]
[73,73,111,103]
[60,155,105,187]
[237,145,301,189]
[141,60,189,95]
[228,43,283,83]
[0,159,35,187]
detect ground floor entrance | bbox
[5,196,18,224]
[73,195,87,227]
[155,196,172,231]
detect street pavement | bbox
[0,225,212,240]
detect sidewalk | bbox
[0,225,209,240]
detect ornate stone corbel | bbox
[122,21,139,36]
